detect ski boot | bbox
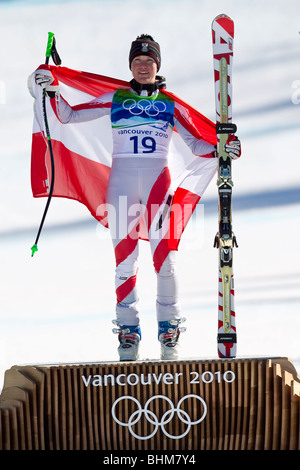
[158,318,186,360]
[112,320,141,361]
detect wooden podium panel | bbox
[0,357,299,450]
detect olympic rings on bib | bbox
[111,394,207,440]
[122,98,167,117]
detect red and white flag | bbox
[28,65,217,250]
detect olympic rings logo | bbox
[122,98,167,117]
[111,394,207,440]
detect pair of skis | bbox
[212,14,238,359]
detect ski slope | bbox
[0,0,299,390]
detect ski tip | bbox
[213,13,233,22]
[31,244,38,257]
[212,13,234,37]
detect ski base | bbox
[217,335,237,358]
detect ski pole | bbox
[31,32,61,257]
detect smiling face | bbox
[131,55,158,85]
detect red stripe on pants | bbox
[145,167,171,231]
[116,273,138,303]
[115,223,140,267]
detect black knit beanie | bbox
[129,34,161,71]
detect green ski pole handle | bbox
[45,32,61,66]
[45,32,55,63]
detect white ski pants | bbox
[106,157,180,326]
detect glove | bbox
[35,69,59,94]
[224,135,241,160]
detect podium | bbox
[0,357,299,450]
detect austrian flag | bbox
[28,65,217,250]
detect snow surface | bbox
[0,0,299,391]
